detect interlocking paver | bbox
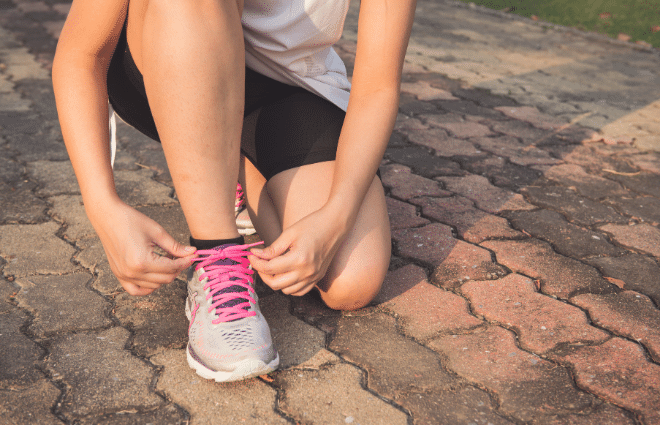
[543,164,628,200]
[385,197,430,230]
[600,223,660,257]
[473,135,562,166]
[462,274,609,353]
[495,106,566,131]
[50,195,96,241]
[0,180,48,224]
[380,163,450,200]
[76,404,187,425]
[549,338,660,424]
[607,171,660,198]
[0,306,45,389]
[605,196,660,224]
[437,174,534,213]
[0,379,61,425]
[572,291,660,362]
[482,239,614,299]
[454,154,543,190]
[385,145,466,178]
[429,326,595,422]
[405,126,481,156]
[586,254,660,306]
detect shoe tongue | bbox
[210,243,250,317]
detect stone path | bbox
[1,0,660,423]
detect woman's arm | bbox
[53,0,195,295]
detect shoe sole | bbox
[186,344,279,382]
[237,226,257,236]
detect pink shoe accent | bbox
[235,183,245,211]
[192,242,263,323]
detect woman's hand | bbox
[89,199,197,296]
[248,206,348,296]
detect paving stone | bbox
[435,99,505,119]
[113,279,188,357]
[571,291,660,362]
[412,195,524,243]
[0,221,76,276]
[373,264,426,305]
[15,272,111,336]
[490,120,550,143]
[77,404,187,425]
[495,106,566,130]
[0,307,45,389]
[393,223,506,289]
[397,386,514,425]
[607,171,660,199]
[559,145,639,176]
[400,80,457,101]
[259,293,326,369]
[0,155,22,184]
[114,169,175,206]
[114,124,173,186]
[473,135,562,166]
[543,164,627,200]
[586,255,660,306]
[481,239,614,299]
[600,223,660,257]
[26,160,78,196]
[385,146,466,178]
[451,87,518,108]
[437,174,534,213]
[428,120,493,138]
[381,163,450,200]
[0,180,48,223]
[385,197,429,230]
[380,275,482,340]
[429,326,595,422]
[47,327,162,418]
[405,126,481,157]
[505,209,625,258]
[393,115,429,132]
[7,126,69,161]
[534,403,635,425]
[606,196,660,224]
[627,152,660,174]
[135,204,191,247]
[453,154,543,191]
[330,313,457,398]
[50,195,95,242]
[462,274,609,353]
[0,380,61,425]
[276,362,409,424]
[549,338,660,424]
[521,185,627,226]
[399,93,439,115]
[420,112,467,126]
[152,348,288,425]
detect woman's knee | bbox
[317,258,389,311]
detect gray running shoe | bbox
[235,183,256,235]
[185,243,278,382]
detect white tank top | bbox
[241,0,352,111]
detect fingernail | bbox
[184,246,196,253]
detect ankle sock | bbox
[190,235,245,250]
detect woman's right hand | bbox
[88,199,197,296]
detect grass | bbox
[457,0,660,48]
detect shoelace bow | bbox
[192,242,263,323]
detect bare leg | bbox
[127,0,245,240]
[244,159,391,310]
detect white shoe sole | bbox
[186,344,279,382]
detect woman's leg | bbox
[243,158,391,310]
[126,0,244,240]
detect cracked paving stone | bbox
[46,327,162,418]
[114,169,175,206]
[77,404,187,425]
[112,279,187,357]
[405,127,481,156]
[50,195,95,242]
[600,223,660,257]
[549,338,660,424]
[0,221,76,276]
[379,266,482,340]
[454,154,543,191]
[521,185,626,226]
[393,223,506,289]
[437,174,534,213]
[412,195,523,243]
[605,196,660,225]
[571,291,660,362]
[482,239,614,299]
[586,255,660,306]
[0,307,45,389]
[472,135,562,166]
[151,348,288,425]
[276,362,409,425]
[0,380,61,425]
[0,180,48,223]
[27,160,79,196]
[329,312,457,398]
[398,386,514,425]
[462,274,609,354]
[385,146,466,178]
[505,209,626,258]
[380,163,450,200]
[429,326,595,422]
[385,197,430,230]
[260,293,326,369]
[15,272,111,336]
[543,164,627,200]
[606,171,660,199]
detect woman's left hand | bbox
[248,206,348,296]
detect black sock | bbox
[189,235,245,250]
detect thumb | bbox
[251,231,293,260]
[152,228,196,258]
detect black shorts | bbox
[107,22,345,181]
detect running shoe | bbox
[185,242,279,382]
[235,183,256,235]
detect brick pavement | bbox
[1,0,660,423]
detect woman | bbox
[53,0,416,382]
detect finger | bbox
[259,270,304,292]
[249,251,300,277]
[144,252,195,275]
[151,226,196,258]
[250,231,294,260]
[281,280,315,296]
[141,272,181,285]
[289,284,318,297]
[121,280,156,296]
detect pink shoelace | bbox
[235,183,245,210]
[192,242,263,323]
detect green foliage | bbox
[458,0,660,47]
